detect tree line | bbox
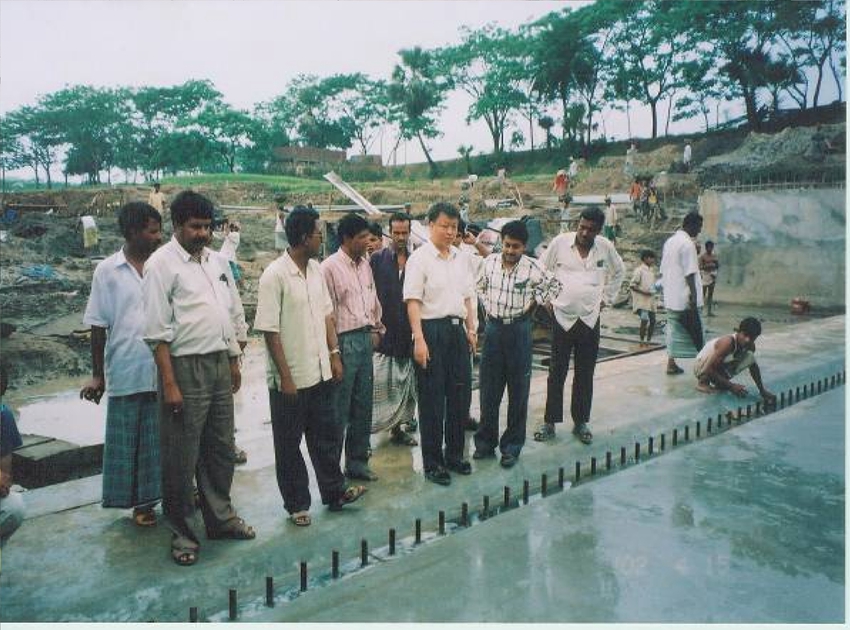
[1,0,844,186]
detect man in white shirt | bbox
[404,202,477,486]
[80,201,163,528]
[142,190,254,566]
[537,207,624,445]
[660,212,705,375]
[254,206,366,527]
[683,141,693,171]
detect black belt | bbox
[424,316,465,326]
[488,311,531,325]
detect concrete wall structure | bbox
[699,188,845,309]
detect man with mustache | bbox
[142,190,253,566]
[537,207,624,446]
[474,220,560,468]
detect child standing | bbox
[630,250,657,346]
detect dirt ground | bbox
[0,122,842,393]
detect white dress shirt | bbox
[542,232,625,331]
[660,229,703,310]
[219,231,240,262]
[83,248,157,396]
[253,251,333,390]
[403,241,473,320]
[142,237,248,358]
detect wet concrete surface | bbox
[248,388,845,623]
[0,314,844,622]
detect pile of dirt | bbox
[699,122,844,179]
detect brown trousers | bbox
[159,351,239,553]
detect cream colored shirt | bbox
[403,241,474,320]
[253,251,334,390]
[142,237,248,358]
[147,191,166,212]
[542,232,624,331]
[630,263,657,313]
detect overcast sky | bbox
[1,0,581,168]
[0,0,839,174]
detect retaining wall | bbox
[699,188,845,309]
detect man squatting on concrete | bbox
[254,206,368,528]
[143,190,255,567]
[81,202,163,527]
[536,206,624,445]
[694,317,776,405]
[473,220,560,468]
[660,212,705,375]
[322,213,386,482]
[404,202,477,486]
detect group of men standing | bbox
[74,184,775,568]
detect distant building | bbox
[272,146,347,174]
[348,154,383,167]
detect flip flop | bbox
[666,365,685,375]
[290,511,311,527]
[206,517,256,540]
[172,549,197,566]
[329,485,368,511]
[533,423,555,442]
[133,508,157,527]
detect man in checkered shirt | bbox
[473,220,561,468]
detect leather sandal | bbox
[206,517,256,540]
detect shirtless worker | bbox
[693,317,776,405]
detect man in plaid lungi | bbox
[81,202,163,527]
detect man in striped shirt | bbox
[473,220,561,468]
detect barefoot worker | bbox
[694,317,776,405]
[143,191,254,566]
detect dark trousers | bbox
[544,318,600,426]
[475,318,532,457]
[333,330,374,473]
[415,318,471,472]
[269,380,346,513]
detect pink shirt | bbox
[321,249,385,335]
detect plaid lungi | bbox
[371,353,417,433]
[102,392,161,509]
[665,309,704,359]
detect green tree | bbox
[5,104,64,188]
[441,24,527,155]
[774,0,846,106]
[387,46,449,178]
[131,80,223,177]
[192,103,256,173]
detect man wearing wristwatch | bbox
[322,213,385,482]
[254,206,367,528]
[403,202,477,486]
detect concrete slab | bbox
[0,315,843,622]
[245,388,845,623]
